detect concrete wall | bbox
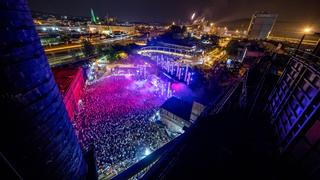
[190,101,206,123]
[160,109,191,134]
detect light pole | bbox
[295,27,311,53]
[312,33,320,56]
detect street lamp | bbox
[296,27,312,53]
[304,27,311,33]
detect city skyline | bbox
[29,0,320,24]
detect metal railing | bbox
[291,49,320,70]
[137,46,195,58]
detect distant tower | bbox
[247,12,277,40]
[0,0,87,179]
[91,8,97,24]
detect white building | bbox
[247,12,277,40]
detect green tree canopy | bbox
[82,39,95,57]
[226,40,241,56]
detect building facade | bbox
[247,12,277,40]
[160,108,192,134]
[266,54,320,178]
[190,101,206,123]
[160,97,206,134]
[88,24,136,35]
[53,67,85,121]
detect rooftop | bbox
[161,96,193,120]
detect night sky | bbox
[29,0,320,23]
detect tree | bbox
[82,39,95,57]
[181,25,187,34]
[102,46,117,63]
[97,45,105,56]
[210,35,219,45]
[226,40,241,56]
[105,45,116,54]
[115,51,128,59]
[60,33,71,44]
[169,25,183,33]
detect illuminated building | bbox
[247,12,277,40]
[109,25,136,34]
[52,67,85,121]
[88,24,136,35]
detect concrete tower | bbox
[0,0,87,179]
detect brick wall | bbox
[0,0,87,178]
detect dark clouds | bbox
[28,0,320,23]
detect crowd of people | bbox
[73,75,171,176]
